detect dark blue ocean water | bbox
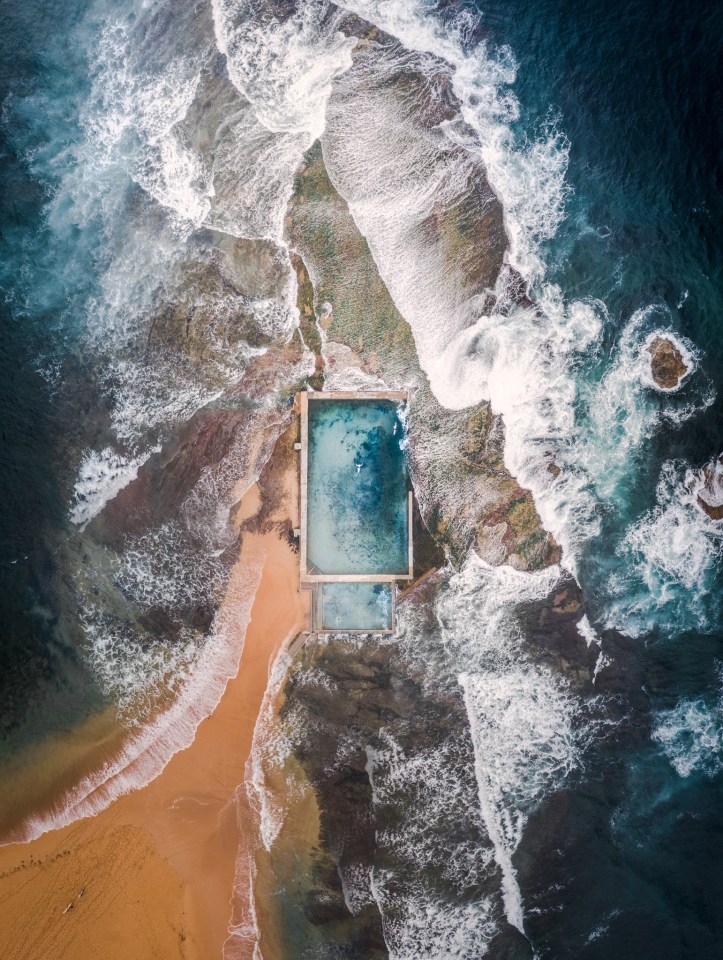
[0,0,722,954]
[463,0,723,955]
[0,0,100,747]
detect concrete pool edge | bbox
[315,582,396,634]
[297,388,413,635]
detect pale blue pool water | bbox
[306,399,409,575]
[318,582,393,632]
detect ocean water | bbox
[1,0,722,956]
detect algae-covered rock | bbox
[145,233,297,390]
[285,141,558,570]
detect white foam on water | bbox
[86,23,213,226]
[70,446,159,528]
[577,614,601,649]
[653,671,723,779]
[76,404,295,719]
[609,460,723,637]
[81,615,207,721]
[55,0,306,451]
[212,0,354,140]
[223,845,263,960]
[365,734,499,959]
[322,1,717,590]
[108,360,223,446]
[209,0,355,241]
[581,308,711,505]
[9,393,297,845]
[338,860,375,916]
[407,554,586,935]
[245,648,295,852]
[331,0,568,290]
[584,910,620,946]
[429,551,562,672]
[114,520,229,611]
[317,1,605,569]
[206,116,305,240]
[460,668,581,934]
[592,651,612,685]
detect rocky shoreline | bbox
[285,139,558,571]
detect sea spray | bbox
[70,446,159,528]
[326,0,717,608]
[210,0,354,242]
[607,460,723,638]
[1,0,721,954]
[410,554,585,933]
[321,1,604,571]
[460,670,580,933]
[364,731,499,958]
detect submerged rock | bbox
[547,460,562,479]
[647,335,688,390]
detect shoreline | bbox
[0,455,308,960]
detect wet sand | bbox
[0,467,309,960]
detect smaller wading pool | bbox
[316,582,394,633]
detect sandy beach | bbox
[0,457,308,960]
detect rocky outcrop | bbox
[285,141,559,570]
[697,454,723,521]
[272,574,637,959]
[647,335,688,390]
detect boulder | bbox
[647,335,688,390]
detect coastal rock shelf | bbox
[298,390,413,634]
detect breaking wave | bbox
[366,732,499,959]
[70,446,158,528]
[607,459,723,637]
[438,556,585,932]
[8,551,263,844]
[8,4,720,956]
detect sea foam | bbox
[70,446,158,528]
[387,555,589,940]
[653,670,723,779]
[7,552,263,844]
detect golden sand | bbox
[0,465,309,960]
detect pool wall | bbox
[315,582,395,634]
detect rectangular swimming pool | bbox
[317,582,394,632]
[303,394,411,577]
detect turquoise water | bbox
[306,399,409,576]
[317,582,393,632]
